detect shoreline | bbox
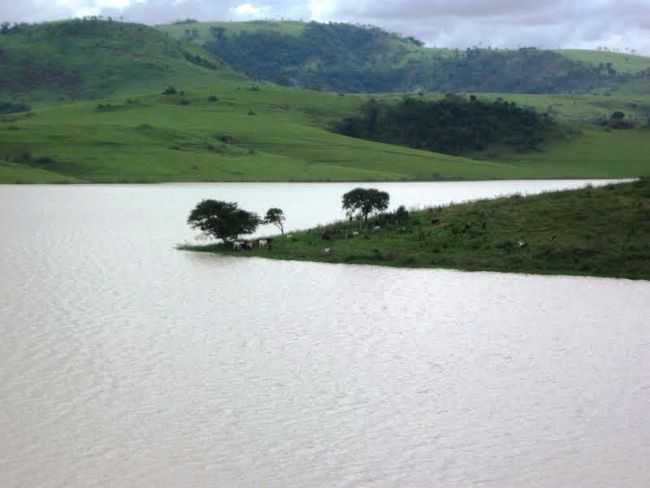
[180,179,650,281]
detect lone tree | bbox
[188,200,259,244]
[342,188,390,224]
[264,208,286,235]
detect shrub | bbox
[162,86,177,95]
[0,101,31,114]
[33,156,55,165]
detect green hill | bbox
[0,19,649,184]
[160,20,648,95]
[0,18,242,102]
[2,79,649,184]
[558,49,650,74]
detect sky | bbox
[2,0,650,54]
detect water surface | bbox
[1,181,649,488]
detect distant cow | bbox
[232,241,243,251]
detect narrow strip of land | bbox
[183,179,650,280]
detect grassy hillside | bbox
[185,179,650,281]
[161,20,645,95]
[558,49,650,74]
[0,19,241,102]
[1,81,649,183]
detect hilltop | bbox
[161,20,650,94]
[0,18,242,102]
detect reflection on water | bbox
[0,181,649,488]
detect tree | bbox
[188,200,259,244]
[264,208,286,235]
[342,188,390,224]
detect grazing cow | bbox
[258,239,268,249]
[322,248,331,255]
[232,241,243,251]
[352,231,360,237]
[373,226,382,232]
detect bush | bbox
[33,156,55,165]
[0,101,31,114]
[208,96,219,102]
[162,86,177,95]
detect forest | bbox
[334,95,558,155]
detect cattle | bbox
[258,239,268,249]
[232,241,243,251]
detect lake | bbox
[1,180,649,488]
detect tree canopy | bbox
[264,208,286,234]
[200,22,628,94]
[342,188,390,223]
[335,95,557,155]
[188,200,259,243]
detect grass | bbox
[557,49,650,74]
[184,179,650,281]
[0,20,242,103]
[1,84,649,183]
[159,20,308,43]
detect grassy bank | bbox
[184,179,650,280]
[2,83,650,183]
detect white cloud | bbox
[0,0,649,55]
[231,3,269,18]
[309,0,334,21]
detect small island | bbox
[182,179,650,281]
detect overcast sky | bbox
[2,0,649,54]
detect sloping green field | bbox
[1,81,649,183]
[0,20,242,102]
[558,49,650,74]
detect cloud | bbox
[231,3,271,19]
[1,0,649,54]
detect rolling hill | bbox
[160,20,650,95]
[0,18,242,102]
[2,79,649,184]
[0,19,649,184]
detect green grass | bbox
[0,20,242,103]
[1,83,650,183]
[159,20,307,44]
[184,179,650,280]
[558,49,650,74]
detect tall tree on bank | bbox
[264,208,286,235]
[342,188,390,225]
[188,200,259,244]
